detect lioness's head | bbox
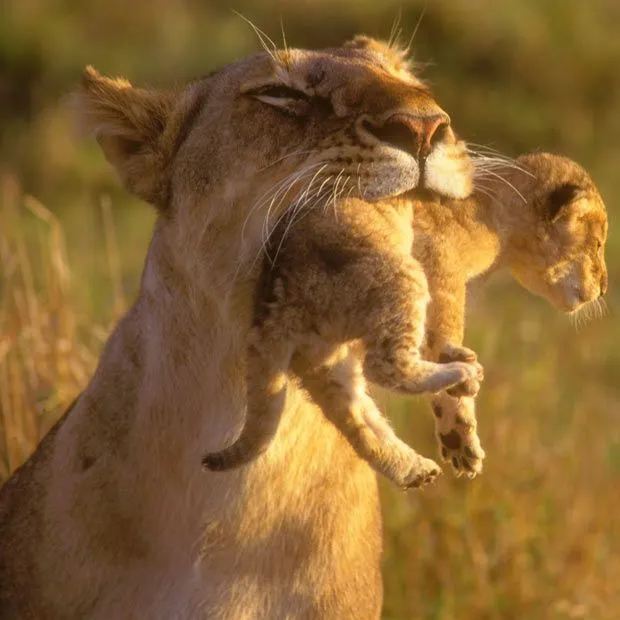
[74,37,472,276]
[508,153,608,314]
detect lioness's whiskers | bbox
[232,164,325,286]
[387,9,402,51]
[329,169,347,218]
[470,152,536,178]
[261,166,321,263]
[270,181,337,265]
[258,149,319,172]
[334,176,352,215]
[475,168,528,204]
[570,296,609,331]
[232,11,280,65]
[467,142,514,157]
[315,173,335,202]
[473,184,500,205]
[600,296,612,318]
[404,1,427,55]
[298,163,329,205]
[241,163,321,251]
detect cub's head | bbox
[508,153,608,314]
[73,37,472,266]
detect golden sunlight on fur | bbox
[202,152,607,493]
[202,196,482,488]
[0,37,476,620]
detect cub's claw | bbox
[401,455,442,489]
[438,344,484,398]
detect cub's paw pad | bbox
[402,456,442,490]
[436,422,485,479]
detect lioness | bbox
[0,39,474,619]
[416,152,608,477]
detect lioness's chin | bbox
[357,149,419,201]
[424,143,474,200]
[360,161,473,202]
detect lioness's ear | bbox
[73,66,176,207]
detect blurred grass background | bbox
[1,0,618,618]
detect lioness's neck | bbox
[65,225,253,540]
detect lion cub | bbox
[415,152,608,478]
[202,197,483,489]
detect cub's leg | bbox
[428,341,485,478]
[361,257,482,397]
[293,346,441,489]
[422,253,486,477]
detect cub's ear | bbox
[71,66,176,207]
[546,182,582,222]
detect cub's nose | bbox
[364,113,451,158]
[600,272,608,297]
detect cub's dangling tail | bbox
[202,337,294,471]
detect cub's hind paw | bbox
[438,427,485,478]
[401,455,442,490]
[433,396,485,479]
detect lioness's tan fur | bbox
[0,39,474,619]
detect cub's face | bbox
[510,155,608,314]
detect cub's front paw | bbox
[438,344,483,397]
[439,343,478,364]
[401,455,442,490]
[432,395,485,478]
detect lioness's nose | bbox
[600,271,608,297]
[365,113,451,158]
